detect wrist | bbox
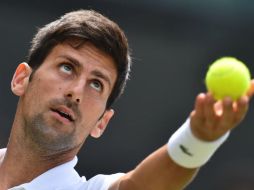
[167,118,230,168]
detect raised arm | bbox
[110,80,254,190]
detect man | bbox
[0,9,253,190]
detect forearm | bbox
[112,145,198,190]
[110,90,254,190]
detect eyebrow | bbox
[58,55,113,89]
[91,70,112,89]
[59,55,82,69]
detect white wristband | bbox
[167,118,230,168]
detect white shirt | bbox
[9,156,124,190]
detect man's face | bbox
[15,41,117,153]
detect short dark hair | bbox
[27,10,131,108]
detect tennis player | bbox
[0,9,253,190]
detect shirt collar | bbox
[12,156,84,190]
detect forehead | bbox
[51,40,116,70]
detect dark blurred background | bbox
[1,0,254,189]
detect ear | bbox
[11,62,32,96]
[90,109,114,138]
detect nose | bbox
[66,93,80,103]
[65,79,85,103]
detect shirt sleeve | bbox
[85,173,125,190]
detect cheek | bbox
[75,122,93,140]
[23,77,59,112]
[26,79,47,101]
[30,75,64,97]
[76,101,105,133]
[81,96,106,122]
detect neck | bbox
[0,115,78,190]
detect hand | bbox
[190,80,254,141]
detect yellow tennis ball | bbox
[205,57,251,100]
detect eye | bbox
[90,80,103,92]
[60,63,73,74]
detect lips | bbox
[50,106,75,122]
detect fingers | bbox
[219,95,249,132]
[190,92,249,141]
[191,93,218,127]
[234,96,249,125]
[190,93,205,126]
[190,93,207,140]
[193,93,205,119]
[247,79,254,97]
[219,97,234,130]
[204,93,217,121]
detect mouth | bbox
[50,108,75,122]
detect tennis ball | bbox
[205,57,251,100]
